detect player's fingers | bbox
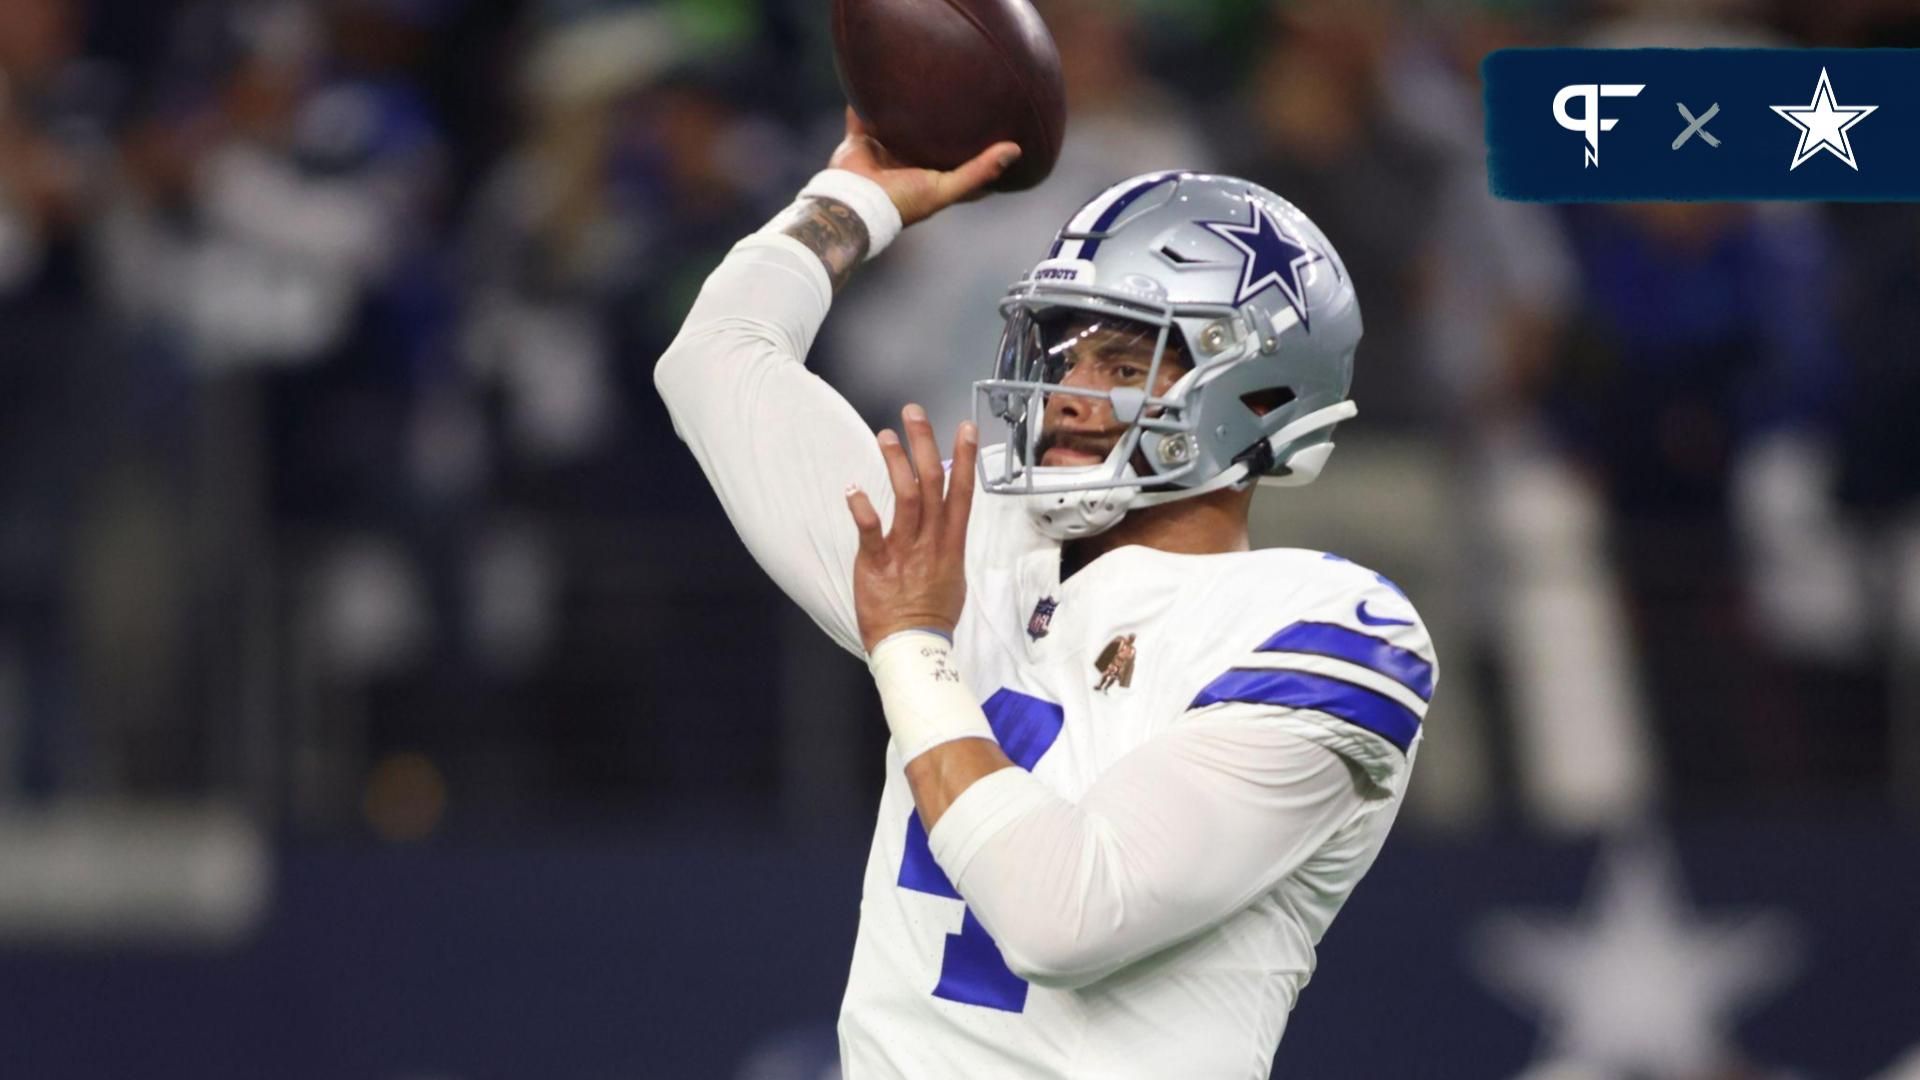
[846,106,871,140]
[944,421,978,548]
[901,404,945,516]
[936,142,1021,208]
[877,428,921,539]
[845,485,887,562]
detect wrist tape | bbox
[867,630,995,762]
[776,168,902,260]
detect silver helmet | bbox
[975,171,1362,539]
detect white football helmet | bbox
[975,171,1363,539]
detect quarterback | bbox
[656,112,1436,1079]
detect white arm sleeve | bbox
[654,233,895,658]
[926,712,1371,989]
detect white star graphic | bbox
[1471,836,1801,1077]
[1771,67,1877,171]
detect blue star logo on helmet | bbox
[1201,203,1325,330]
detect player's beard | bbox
[1035,427,1168,487]
[1034,429,1119,467]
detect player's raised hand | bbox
[845,404,978,654]
[829,108,1022,228]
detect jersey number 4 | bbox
[896,688,1064,1013]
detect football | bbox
[831,0,1066,192]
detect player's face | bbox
[1035,314,1190,468]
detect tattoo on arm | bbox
[772,196,870,293]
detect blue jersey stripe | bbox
[897,689,1064,903]
[1189,669,1420,752]
[1257,622,1433,701]
[982,688,1066,771]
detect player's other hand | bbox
[829,107,1021,228]
[845,405,977,654]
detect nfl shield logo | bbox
[1027,597,1058,641]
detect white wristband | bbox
[797,168,904,259]
[868,631,996,762]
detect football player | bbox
[656,111,1437,1079]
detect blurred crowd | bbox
[3,0,1919,836]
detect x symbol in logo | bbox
[1673,102,1721,149]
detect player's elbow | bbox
[653,323,786,412]
[652,321,733,404]
[994,928,1118,991]
[652,332,703,408]
[1005,955,1108,991]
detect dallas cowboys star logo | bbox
[1471,836,1801,1077]
[1771,67,1877,171]
[1201,203,1325,330]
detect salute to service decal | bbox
[1094,635,1138,693]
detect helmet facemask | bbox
[976,287,1249,503]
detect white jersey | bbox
[657,233,1436,1080]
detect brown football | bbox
[832,0,1066,193]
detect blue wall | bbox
[4,825,1916,1079]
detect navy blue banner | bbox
[1486,48,1920,201]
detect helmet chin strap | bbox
[1023,401,1359,541]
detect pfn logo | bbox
[1553,83,1645,167]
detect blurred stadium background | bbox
[2,0,1918,1076]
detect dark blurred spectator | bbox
[464,5,794,502]
[102,1,445,375]
[1550,202,1835,515]
[1360,4,1635,831]
[0,0,91,299]
[0,0,122,798]
[1547,196,1845,806]
[1810,4,1920,809]
[448,5,806,815]
[86,0,461,804]
[1219,0,1447,432]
